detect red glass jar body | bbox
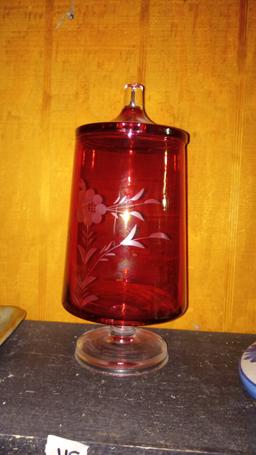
[63,121,188,327]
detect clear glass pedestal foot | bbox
[75,325,168,376]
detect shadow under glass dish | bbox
[63,83,189,376]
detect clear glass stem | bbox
[109,325,136,345]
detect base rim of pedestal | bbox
[75,326,169,377]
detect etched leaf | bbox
[84,247,97,264]
[100,241,113,254]
[125,239,144,248]
[71,292,80,307]
[82,236,93,247]
[130,211,144,221]
[131,188,144,201]
[105,252,116,256]
[82,294,98,305]
[78,245,86,263]
[84,275,97,286]
[79,179,86,190]
[82,229,93,242]
[119,195,128,204]
[113,194,121,204]
[144,199,161,204]
[120,225,137,245]
[99,258,109,262]
[79,275,96,289]
[149,232,170,240]
[105,241,114,251]
[87,236,94,246]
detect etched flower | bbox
[78,188,107,226]
[244,343,256,363]
[75,180,170,305]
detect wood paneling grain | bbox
[0,0,255,332]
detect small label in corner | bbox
[45,435,89,455]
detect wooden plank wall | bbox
[0,0,255,333]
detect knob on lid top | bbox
[113,83,154,124]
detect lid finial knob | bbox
[113,82,153,123]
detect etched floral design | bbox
[78,179,107,226]
[73,179,170,307]
[244,343,256,363]
[106,188,160,222]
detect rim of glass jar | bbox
[76,122,189,144]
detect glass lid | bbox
[77,83,189,144]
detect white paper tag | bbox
[45,435,89,455]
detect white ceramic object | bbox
[239,341,256,399]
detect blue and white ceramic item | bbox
[239,341,256,399]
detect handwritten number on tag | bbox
[57,450,80,455]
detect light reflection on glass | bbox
[91,149,96,169]
[162,149,168,211]
[122,209,131,227]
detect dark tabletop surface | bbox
[0,320,255,455]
